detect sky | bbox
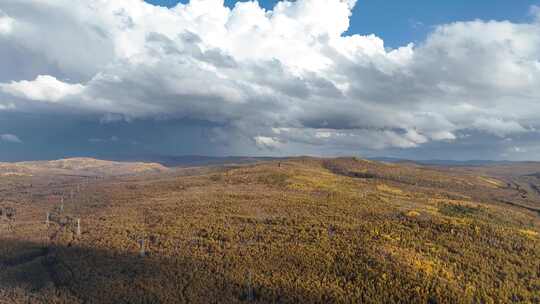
[146,0,538,47]
[0,0,540,161]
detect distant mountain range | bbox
[104,155,283,167]
[114,155,538,168]
[368,157,535,167]
[0,154,536,168]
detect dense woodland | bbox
[0,158,539,303]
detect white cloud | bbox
[89,136,119,143]
[512,146,526,153]
[0,103,15,110]
[0,75,84,102]
[0,0,539,153]
[0,134,22,143]
[472,117,528,137]
[531,5,540,21]
[254,136,281,150]
[258,127,430,150]
[0,10,14,34]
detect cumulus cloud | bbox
[0,103,15,110]
[254,136,281,150]
[0,10,14,34]
[531,5,540,20]
[0,75,84,102]
[0,0,539,154]
[0,134,22,143]
[471,117,528,137]
[88,136,119,143]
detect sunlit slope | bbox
[1,158,539,303]
[0,157,168,177]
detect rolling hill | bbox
[0,157,538,303]
[0,158,169,177]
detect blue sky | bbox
[145,0,538,47]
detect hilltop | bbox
[0,157,169,177]
[0,157,538,303]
